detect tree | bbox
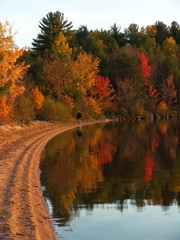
[139,53,158,111]
[138,53,151,86]
[162,37,178,57]
[0,21,28,119]
[91,75,115,110]
[44,58,75,101]
[141,26,157,57]
[124,23,145,47]
[32,11,73,56]
[161,75,177,110]
[13,95,34,124]
[31,86,45,109]
[73,51,100,96]
[75,25,89,47]
[110,23,126,47]
[145,25,156,38]
[153,21,169,45]
[0,96,11,120]
[84,31,107,59]
[116,78,136,116]
[169,21,180,44]
[52,32,72,59]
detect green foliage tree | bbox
[75,25,89,47]
[169,21,180,44]
[110,23,126,47]
[124,23,146,47]
[153,21,169,45]
[32,11,73,56]
[38,97,71,121]
[84,30,107,59]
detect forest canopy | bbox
[0,11,180,123]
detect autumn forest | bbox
[0,11,180,123]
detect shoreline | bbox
[0,120,113,240]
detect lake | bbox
[40,119,180,240]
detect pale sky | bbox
[0,0,179,48]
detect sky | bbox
[0,0,179,48]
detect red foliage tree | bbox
[91,75,115,109]
[139,53,158,110]
[139,53,151,86]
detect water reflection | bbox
[40,119,180,238]
[76,127,83,138]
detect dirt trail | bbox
[0,120,111,239]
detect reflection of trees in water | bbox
[40,119,180,226]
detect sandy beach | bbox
[0,120,111,240]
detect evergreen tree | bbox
[153,21,169,45]
[75,25,89,47]
[110,23,126,47]
[169,21,180,44]
[124,23,146,47]
[32,11,73,56]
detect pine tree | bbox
[110,23,126,47]
[32,11,73,56]
[169,21,180,44]
[153,21,169,45]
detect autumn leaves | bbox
[0,12,179,123]
[43,52,114,118]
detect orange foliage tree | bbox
[31,86,45,109]
[0,21,29,120]
[161,75,177,110]
[44,58,74,101]
[0,96,11,120]
[139,53,151,86]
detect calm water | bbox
[40,119,180,240]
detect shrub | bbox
[38,97,71,121]
[13,95,35,124]
[133,101,148,117]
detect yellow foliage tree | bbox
[31,86,45,109]
[162,37,178,57]
[85,97,102,115]
[52,32,72,59]
[145,25,156,37]
[73,52,100,96]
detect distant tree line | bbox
[0,11,180,123]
